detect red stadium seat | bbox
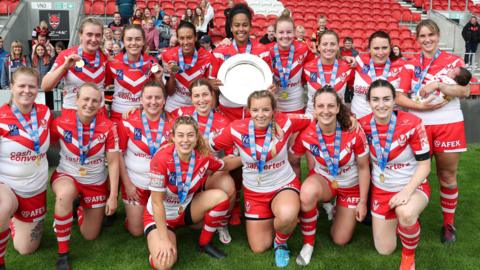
[147,1,158,9]
[84,1,93,15]
[91,1,106,15]
[136,1,147,9]
[106,2,117,15]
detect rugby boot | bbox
[56,253,72,270]
[441,224,456,244]
[399,253,415,270]
[274,242,290,268]
[296,243,314,266]
[198,243,226,259]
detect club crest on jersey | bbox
[414,66,422,78]
[64,130,72,143]
[241,134,250,147]
[362,65,370,74]
[116,70,124,80]
[310,72,317,82]
[310,144,320,157]
[134,128,142,140]
[8,124,19,136]
[397,134,407,146]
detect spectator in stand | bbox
[259,25,276,45]
[103,39,114,56]
[462,16,480,67]
[201,0,215,35]
[104,27,114,44]
[340,37,359,57]
[1,41,31,89]
[194,6,207,40]
[144,18,159,53]
[183,8,194,23]
[108,12,125,32]
[116,0,135,25]
[295,25,306,42]
[311,14,328,46]
[112,43,121,56]
[169,35,178,48]
[171,15,179,30]
[158,15,173,50]
[224,0,235,39]
[31,44,52,82]
[113,29,124,48]
[144,8,153,21]
[32,20,50,44]
[0,37,9,80]
[34,35,55,56]
[153,4,165,27]
[392,45,408,61]
[131,8,144,25]
[199,35,214,53]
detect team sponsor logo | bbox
[414,66,422,78]
[309,72,317,82]
[340,195,360,205]
[84,195,106,204]
[116,70,124,80]
[310,144,320,157]
[21,207,46,218]
[241,134,250,147]
[434,140,460,148]
[362,64,369,74]
[64,130,72,143]
[8,124,19,136]
[397,134,407,146]
[134,128,142,140]
[373,200,380,211]
[150,174,165,188]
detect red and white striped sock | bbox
[440,186,458,225]
[0,229,10,265]
[300,208,318,246]
[274,231,292,246]
[54,212,73,254]
[199,199,230,246]
[398,221,421,256]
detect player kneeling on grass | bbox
[0,67,52,270]
[359,80,431,270]
[144,116,242,270]
[291,86,370,266]
[50,83,120,270]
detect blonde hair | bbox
[76,82,103,101]
[172,116,210,156]
[79,17,104,34]
[415,19,440,38]
[9,67,40,104]
[274,9,295,32]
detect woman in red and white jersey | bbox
[106,24,164,121]
[290,86,370,266]
[210,90,311,268]
[303,30,353,115]
[162,21,218,113]
[172,78,235,244]
[144,116,241,269]
[117,81,170,237]
[50,83,120,270]
[0,68,52,270]
[359,79,431,270]
[397,19,470,244]
[42,17,108,113]
[351,31,406,118]
[212,3,273,121]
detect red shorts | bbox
[218,105,249,122]
[143,204,193,235]
[370,181,430,220]
[306,170,360,209]
[51,171,108,209]
[243,178,301,220]
[121,184,150,206]
[426,121,467,153]
[13,191,47,222]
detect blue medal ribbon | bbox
[368,58,391,81]
[11,104,40,154]
[274,44,295,89]
[193,110,214,139]
[315,121,342,177]
[233,39,252,54]
[141,111,165,157]
[317,59,339,87]
[370,112,397,175]
[248,120,273,176]
[76,115,96,166]
[413,49,441,94]
[77,47,100,68]
[178,48,198,72]
[173,148,196,204]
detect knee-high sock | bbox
[398,221,421,256]
[0,229,10,265]
[274,231,292,246]
[54,212,73,254]
[199,199,230,246]
[300,208,318,246]
[440,186,458,225]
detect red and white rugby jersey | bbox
[162,47,218,112]
[351,55,405,118]
[105,53,158,114]
[359,111,430,192]
[269,41,315,112]
[51,113,120,185]
[213,40,272,108]
[211,113,312,193]
[0,104,51,197]
[303,58,353,115]
[398,50,464,125]
[171,106,230,140]
[290,121,369,188]
[49,46,107,109]
[146,144,224,220]
[118,109,171,189]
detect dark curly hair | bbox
[313,85,352,131]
